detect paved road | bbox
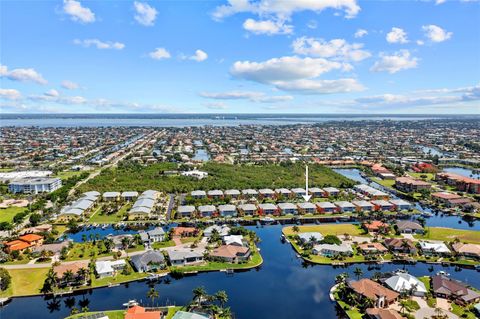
[165,194,175,221]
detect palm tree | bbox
[63,269,75,286]
[292,225,300,233]
[192,286,207,305]
[147,287,159,306]
[220,307,232,319]
[214,290,228,308]
[353,267,363,280]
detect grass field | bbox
[66,310,125,319]
[283,224,366,237]
[88,204,130,223]
[0,268,49,297]
[409,172,436,181]
[78,162,356,193]
[415,227,480,244]
[90,272,149,288]
[152,240,175,249]
[0,206,26,223]
[372,177,396,188]
[64,242,113,261]
[55,170,88,181]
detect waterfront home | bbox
[357,242,388,254]
[103,191,120,201]
[217,204,237,217]
[237,203,257,215]
[297,232,324,244]
[172,227,198,237]
[384,238,417,254]
[130,250,165,273]
[203,225,230,237]
[451,242,480,260]
[365,308,403,319]
[223,235,246,247]
[312,243,353,257]
[128,197,155,220]
[167,249,204,266]
[224,189,240,198]
[432,275,480,305]
[207,190,223,199]
[258,203,278,215]
[95,259,126,278]
[8,177,62,194]
[197,205,216,217]
[334,201,356,213]
[32,240,70,256]
[384,273,427,296]
[18,233,44,246]
[145,227,166,243]
[352,200,374,212]
[363,220,389,233]
[371,200,394,211]
[53,260,89,286]
[258,188,275,198]
[107,234,133,250]
[347,279,399,308]
[389,199,413,211]
[278,202,297,215]
[309,187,324,198]
[58,207,84,221]
[419,241,451,256]
[395,177,431,193]
[297,202,317,214]
[209,244,250,263]
[436,172,480,194]
[177,205,196,218]
[125,305,163,319]
[172,311,210,319]
[291,187,306,198]
[241,189,258,198]
[316,201,337,214]
[121,191,139,201]
[275,188,292,198]
[394,220,424,234]
[354,184,389,199]
[323,187,340,197]
[191,190,207,199]
[431,192,462,205]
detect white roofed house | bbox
[385,272,428,296]
[237,203,257,216]
[258,188,275,198]
[309,187,324,198]
[167,249,204,266]
[223,235,246,247]
[419,241,452,256]
[323,187,340,197]
[128,194,156,220]
[278,202,297,215]
[217,204,237,217]
[352,200,374,212]
[291,188,306,198]
[95,259,126,278]
[313,243,353,257]
[275,188,292,198]
[83,191,100,198]
[198,205,216,217]
[177,205,196,218]
[258,203,278,215]
[334,201,356,213]
[146,227,166,242]
[389,199,413,211]
[121,191,138,202]
[191,190,206,199]
[316,201,337,214]
[102,191,120,202]
[241,188,258,198]
[371,200,394,211]
[207,190,223,199]
[204,225,230,237]
[297,232,324,245]
[224,189,240,198]
[297,202,317,214]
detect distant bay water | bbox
[1,113,478,127]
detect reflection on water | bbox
[443,167,480,179]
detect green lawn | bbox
[90,272,149,288]
[0,206,27,223]
[88,204,130,223]
[372,177,396,188]
[64,242,113,261]
[165,307,184,319]
[451,303,477,319]
[415,227,480,244]
[0,268,49,297]
[409,172,436,181]
[152,240,175,249]
[283,224,367,237]
[55,171,87,181]
[419,276,431,291]
[66,310,125,319]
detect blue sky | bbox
[1,0,479,114]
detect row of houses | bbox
[190,187,341,199]
[128,190,160,220]
[58,191,101,221]
[177,199,413,218]
[436,172,480,194]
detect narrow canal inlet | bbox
[2,223,479,319]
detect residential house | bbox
[297,202,317,214]
[316,202,337,214]
[258,203,278,215]
[452,242,480,260]
[53,260,89,286]
[130,250,166,273]
[366,308,403,319]
[209,245,250,263]
[395,220,424,234]
[171,227,198,237]
[32,240,70,256]
[274,188,292,198]
[309,187,324,198]
[191,190,206,199]
[371,200,394,211]
[384,273,427,296]
[312,243,353,257]
[203,225,230,238]
[389,199,413,211]
[95,259,126,278]
[358,242,388,254]
[419,241,452,256]
[224,189,240,198]
[197,205,216,217]
[334,201,356,213]
[348,278,399,308]
[125,305,162,319]
[432,275,480,305]
[352,200,374,212]
[363,220,389,233]
[207,190,223,199]
[103,191,120,201]
[291,188,306,198]
[277,202,297,215]
[323,187,340,197]
[217,204,237,217]
[395,177,431,193]
[223,235,246,247]
[258,188,275,198]
[237,203,257,216]
[297,232,324,244]
[172,311,210,319]
[384,238,417,254]
[121,191,139,202]
[177,205,196,218]
[167,249,204,266]
[241,189,258,198]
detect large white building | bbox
[8,177,62,194]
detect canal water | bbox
[193,149,210,161]
[443,167,480,179]
[2,224,479,319]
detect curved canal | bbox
[2,223,480,319]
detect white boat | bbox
[261,217,275,224]
[436,270,450,276]
[122,300,139,307]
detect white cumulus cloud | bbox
[61,80,80,90]
[243,18,293,35]
[422,24,452,42]
[0,89,22,100]
[189,49,208,62]
[354,29,368,38]
[386,27,408,44]
[200,91,293,103]
[63,0,95,23]
[292,37,371,62]
[73,39,125,50]
[149,48,171,60]
[134,1,158,26]
[274,79,364,94]
[0,64,48,85]
[370,50,418,74]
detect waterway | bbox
[192,149,210,161]
[443,167,480,179]
[2,224,479,319]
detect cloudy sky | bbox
[1,0,479,114]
